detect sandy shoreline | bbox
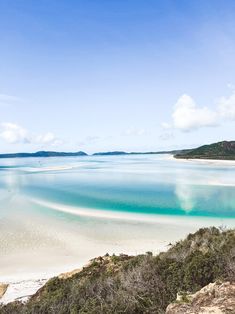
[0,209,192,303]
[1,211,235,304]
[1,155,235,304]
[169,154,235,166]
[29,198,227,226]
[1,193,235,304]
[30,198,235,227]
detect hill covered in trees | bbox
[174,141,235,160]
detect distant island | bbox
[93,151,127,156]
[174,141,235,160]
[93,149,190,156]
[0,141,234,160]
[0,149,189,159]
[0,151,87,159]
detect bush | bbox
[1,227,235,314]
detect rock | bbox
[166,281,235,314]
[0,283,9,298]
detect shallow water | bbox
[0,154,235,280]
[1,154,235,218]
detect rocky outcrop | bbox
[0,284,8,299]
[166,282,235,314]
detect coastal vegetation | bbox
[1,227,235,313]
[174,140,235,160]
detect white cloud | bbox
[0,123,30,144]
[164,90,235,133]
[172,94,218,132]
[36,132,63,146]
[0,123,62,147]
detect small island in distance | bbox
[0,151,88,158]
[0,141,234,160]
[0,149,190,158]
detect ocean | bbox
[0,154,235,280]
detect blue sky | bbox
[0,0,235,153]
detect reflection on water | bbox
[175,184,195,212]
[0,155,235,280]
[0,155,235,218]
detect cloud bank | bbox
[163,91,235,132]
[0,123,62,147]
[0,123,30,144]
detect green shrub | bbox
[1,227,234,314]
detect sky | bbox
[0,0,235,153]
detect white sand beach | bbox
[170,154,235,166]
[1,155,235,304]
[1,198,234,303]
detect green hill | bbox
[1,227,235,314]
[174,141,235,160]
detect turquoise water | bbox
[0,154,235,219]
